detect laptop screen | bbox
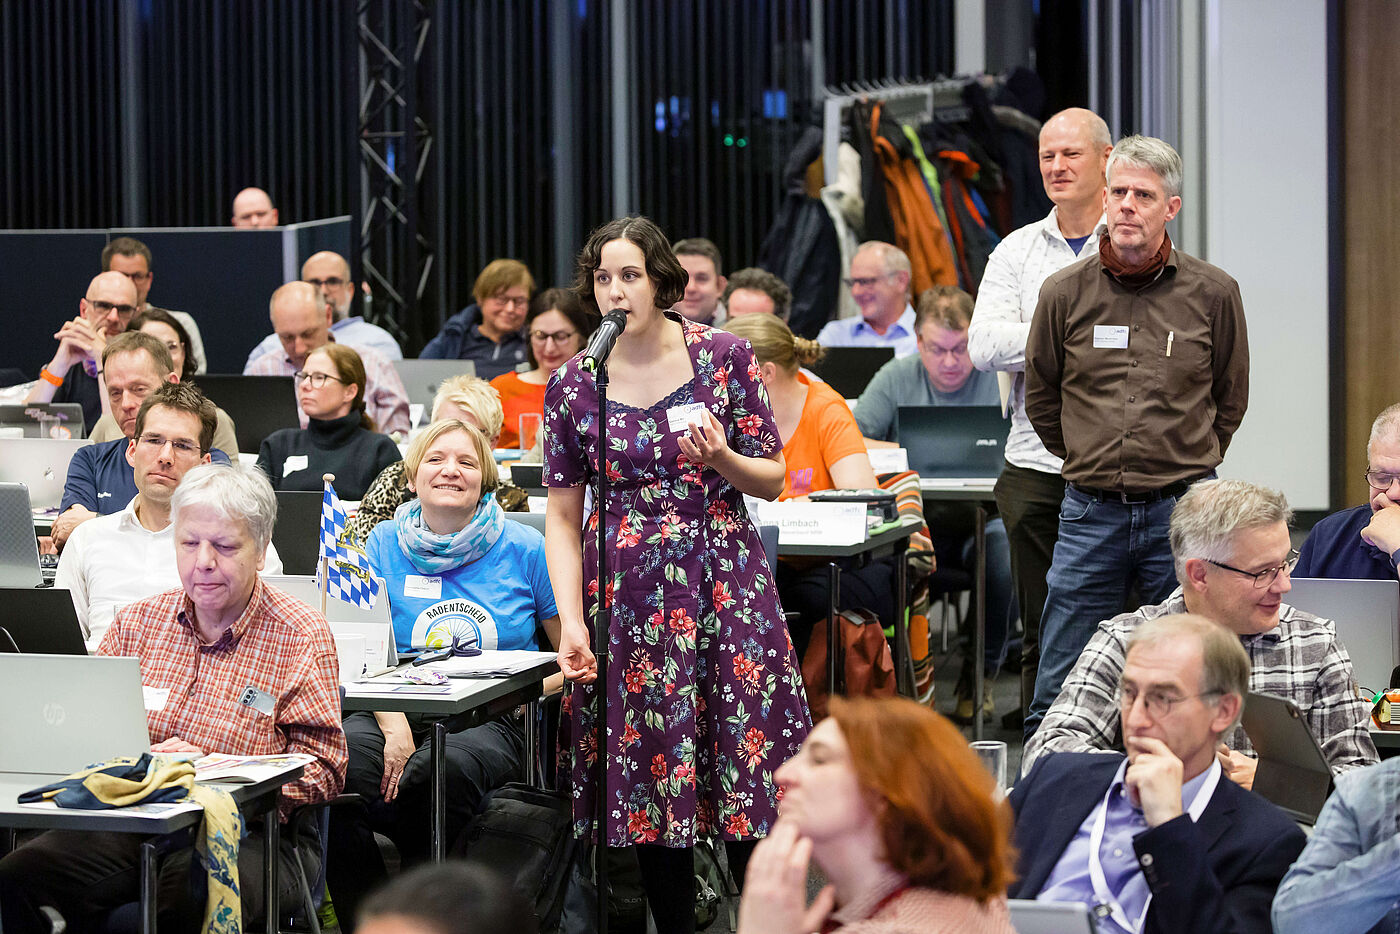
[895,405,1009,479]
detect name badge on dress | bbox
[404,575,443,600]
[1093,325,1130,349]
[282,454,309,476]
[665,402,707,435]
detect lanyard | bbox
[1086,759,1221,933]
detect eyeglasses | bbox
[89,299,137,318]
[491,295,530,309]
[530,329,578,345]
[1118,684,1222,718]
[1366,469,1400,490]
[1203,549,1299,588]
[293,371,346,389]
[137,434,202,456]
[841,273,897,290]
[305,277,346,289]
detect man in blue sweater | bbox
[1295,403,1400,581]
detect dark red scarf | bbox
[1099,229,1173,288]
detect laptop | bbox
[1006,901,1097,934]
[0,654,151,774]
[807,347,894,399]
[1240,691,1334,824]
[273,491,325,575]
[393,359,476,415]
[1286,577,1400,695]
[0,437,90,510]
[194,374,301,453]
[0,482,45,587]
[0,403,86,439]
[896,405,1009,479]
[0,587,87,655]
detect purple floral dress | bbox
[544,313,811,848]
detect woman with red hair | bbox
[738,696,1016,933]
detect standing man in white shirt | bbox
[967,108,1114,727]
[816,241,918,356]
[56,381,282,642]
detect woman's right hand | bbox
[736,821,836,934]
[378,712,416,802]
[557,619,598,683]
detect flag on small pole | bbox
[320,474,381,611]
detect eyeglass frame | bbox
[87,299,137,318]
[529,328,579,345]
[488,293,530,309]
[135,433,204,457]
[293,370,347,389]
[840,272,900,291]
[1116,683,1224,719]
[1201,549,1299,588]
[1365,469,1400,491]
[305,277,348,289]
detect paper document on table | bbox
[20,798,202,815]
[422,649,559,678]
[193,752,314,784]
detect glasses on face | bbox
[841,273,895,290]
[305,277,346,289]
[1203,549,1299,589]
[293,371,345,389]
[1118,684,1221,718]
[1365,470,1400,491]
[90,299,137,318]
[530,329,578,345]
[491,294,529,309]
[137,434,202,456]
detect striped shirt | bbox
[1024,591,1377,775]
[97,579,347,820]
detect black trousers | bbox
[993,461,1064,717]
[0,821,315,934]
[775,555,897,661]
[326,710,523,927]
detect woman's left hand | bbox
[677,409,733,471]
[735,821,836,934]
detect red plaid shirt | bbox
[97,578,348,820]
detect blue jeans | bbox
[1026,485,1179,735]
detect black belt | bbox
[1069,477,1197,504]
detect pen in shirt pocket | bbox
[1166,331,1174,358]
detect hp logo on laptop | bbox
[43,703,66,726]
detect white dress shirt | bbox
[968,207,1106,474]
[55,496,284,642]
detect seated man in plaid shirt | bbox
[1024,478,1376,784]
[0,462,347,933]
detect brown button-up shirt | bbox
[1024,249,1249,491]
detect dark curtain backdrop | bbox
[1,0,954,353]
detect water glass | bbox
[970,739,1008,793]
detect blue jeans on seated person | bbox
[1026,485,1179,737]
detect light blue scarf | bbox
[394,493,505,574]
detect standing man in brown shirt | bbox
[1023,135,1249,738]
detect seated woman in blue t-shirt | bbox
[327,419,560,912]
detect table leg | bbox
[893,545,912,697]
[826,561,841,697]
[139,838,158,934]
[524,699,539,788]
[973,504,987,741]
[432,719,448,861]
[265,807,280,934]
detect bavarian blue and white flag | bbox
[320,481,382,611]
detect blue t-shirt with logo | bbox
[366,517,558,654]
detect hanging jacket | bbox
[869,103,957,295]
[850,101,896,243]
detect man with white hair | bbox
[1025,135,1250,735]
[816,241,918,356]
[969,107,1114,722]
[1294,402,1400,580]
[0,462,346,931]
[1025,479,1376,781]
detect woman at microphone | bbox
[543,216,811,933]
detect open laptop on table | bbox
[0,403,86,439]
[0,653,150,775]
[1286,577,1400,696]
[394,359,476,425]
[896,405,1008,480]
[0,586,87,655]
[1007,900,1097,933]
[0,481,51,587]
[195,374,300,453]
[1240,691,1334,824]
[806,347,894,399]
[0,437,90,511]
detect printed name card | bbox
[753,501,867,547]
[866,447,909,474]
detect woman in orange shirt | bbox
[489,288,597,448]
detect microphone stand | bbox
[592,357,611,934]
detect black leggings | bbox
[634,839,755,934]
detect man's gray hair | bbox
[1126,613,1251,731]
[171,462,278,551]
[1106,135,1183,200]
[1368,403,1400,461]
[855,241,912,278]
[1169,479,1292,584]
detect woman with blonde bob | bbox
[738,696,1016,934]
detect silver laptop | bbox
[0,437,90,510]
[1007,900,1097,933]
[0,403,86,439]
[0,654,151,774]
[0,482,44,587]
[393,359,476,413]
[1286,578,1400,695]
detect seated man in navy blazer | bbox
[1009,613,1305,933]
[1295,402,1400,581]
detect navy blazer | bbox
[1008,752,1306,934]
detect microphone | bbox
[581,310,627,373]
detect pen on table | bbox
[1166,331,1174,358]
